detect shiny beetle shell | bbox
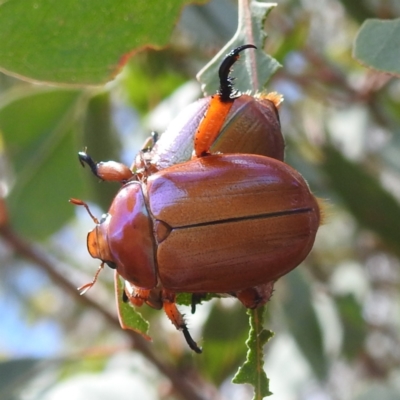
[88,154,320,293]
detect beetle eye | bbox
[106,261,117,270]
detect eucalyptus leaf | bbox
[0,358,43,400]
[82,91,125,210]
[337,0,375,24]
[197,1,280,96]
[114,273,151,341]
[322,145,400,257]
[0,88,85,238]
[0,0,207,85]
[335,294,366,360]
[199,303,248,385]
[282,270,327,381]
[353,18,400,77]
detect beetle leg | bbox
[140,131,159,153]
[193,44,257,158]
[78,151,134,182]
[123,283,145,306]
[77,262,104,294]
[124,284,163,309]
[132,133,160,181]
[122,289,129,303]
[143,287,163,310]
[69,198,99,224]
[194,96,234,158]
[218,44,257,101]
[78,151,102,179]
[235,282,275,309]
[191,293,207,314]
[162,291,202,353]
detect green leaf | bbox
[82,91,124,210]
[322,145,400,257]
[337,0,375,24]
[175,292,219,307]
[0,88,85,239]
[355,384,400,400]
[233,306,273,399]
[0,0,207,86]
[198,303,248,385]
[120,50,187,114]
[197,1,281,96]
[272,22,309,64]
[282,270,327,381]
[114,273,151,341]
[353,18,400,77]
[335,294,367,360]
[0,358,42,400]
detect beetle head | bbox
[87,213,115,267]
[76,183,157,289]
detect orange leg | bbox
[162,291,202,353]
[194,95,233,158]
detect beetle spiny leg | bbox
[163,300,202,353]
[78,262,104,294]
[218,44,257,102]
[182,325,202,354]
[78,151,102,179]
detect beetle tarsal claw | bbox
[78,151,102,179]
[182,326,202,354]
[162,301,201,353]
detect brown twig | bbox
[0,214,210,400]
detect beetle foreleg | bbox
[79,151,134,183]
[77,262,104,295]
[162,295,202,354]
[78,151,102,179]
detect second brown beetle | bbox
[134,45,284,177]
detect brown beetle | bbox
[73,46,318,352]
[73,153,320,353]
